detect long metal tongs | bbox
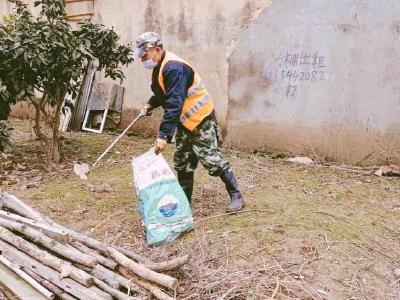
[74,109,145,180]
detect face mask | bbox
[142,51,157,69]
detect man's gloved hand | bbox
[154,138,167,155]
[143,102,153,116]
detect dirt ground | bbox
[1,118,400,300]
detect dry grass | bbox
[2,118,400,299]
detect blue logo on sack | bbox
[158,195,178,217]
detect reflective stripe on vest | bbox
[156,51,214,131]
[187,80,205,97]
[180,94,210,123]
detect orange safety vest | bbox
[156,51,214,131]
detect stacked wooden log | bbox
[0,191,188,300]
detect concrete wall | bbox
[0,1,8,16]
[92,0,273,135]
[0,0,39,16]
[228,0,400,164]
[4,0,400,164]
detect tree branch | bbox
[31,96,49,147]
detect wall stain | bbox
[227,121,400,166]
[177,7,193,41]
[241,0,254,27]
[213,12,226,41]
[390,20,400,34]
[166,16,176,35]
[228,50,272,109]
[144,0,161,33]
[338,23,360,33]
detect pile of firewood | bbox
[0,191,188,300]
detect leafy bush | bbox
[0,121,13,152]
[0,0,133,161]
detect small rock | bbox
[73,163,89,180]
[392,199,400,209]
[302,188,313,195]
[375,165,400,177]
[27,182,40,189]
[317,289,329,296]
[287,157,314,165]
[87,183,113,193]
[394,267,400,278]
[72,208,88,214]
[272,152,289,159]
[32,176,43,182]
[16,163,26,170]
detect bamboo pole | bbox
[0,193,186,299]
[108,247,178,290]
[91,265,120,289]
[70,240,117,270]
[145,254,189,272]
[0,240,101,300]
[0,191,49,223]
[111,245,151,264]
[23,268,77,300]
[0,218,97,267]
[0,210,70,243]
[119,266,174,300]
[0,255,55,299]
[0,226,93,287]
[93,277,139,300]
[111,269,148,296]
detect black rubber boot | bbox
[219,168,244,213]
[177,171,194,204]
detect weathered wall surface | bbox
[0,1,39,16]
[4,0,400,164]
[92,0,273,134]
[0,1,8,16]
[228,0,400,164]
[2,0,273,129]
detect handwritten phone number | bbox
[280,70,325,82]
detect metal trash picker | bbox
[74,109,145,180]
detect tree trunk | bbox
[51,99,63,162]
[31,95,50,152]
[30,92,63,163]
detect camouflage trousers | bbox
[173,116,229,176]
